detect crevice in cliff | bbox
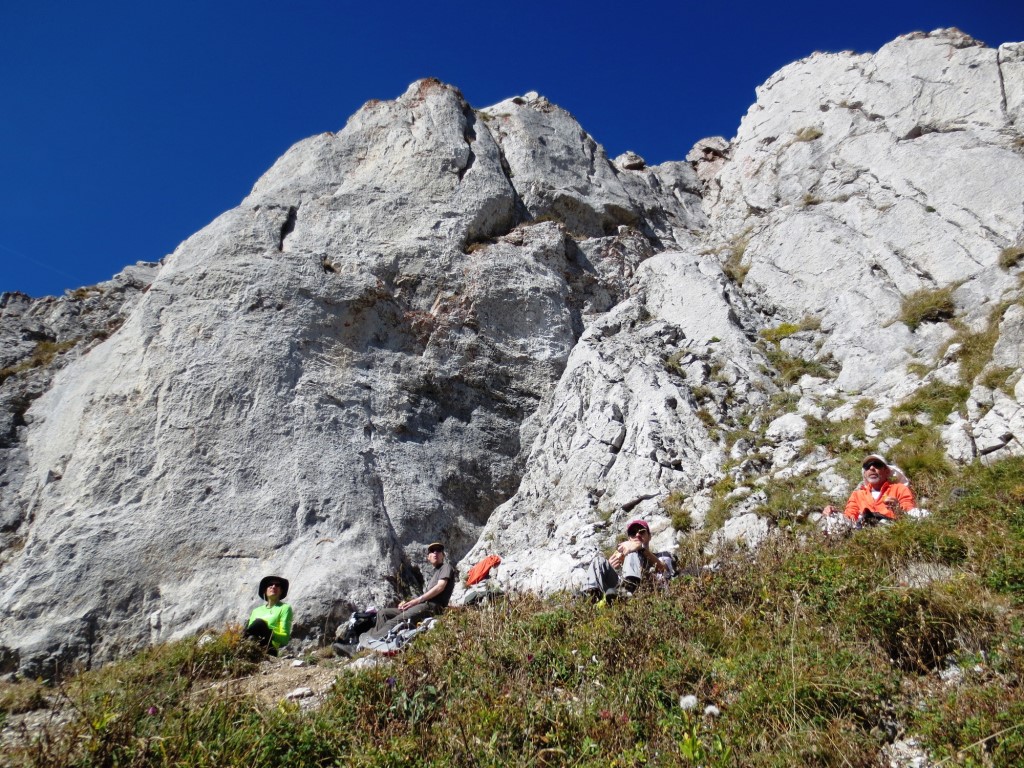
[996,47,1009,119]
[279,206,298,251]
[457,107,478,182]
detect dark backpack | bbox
[340,610,377,644]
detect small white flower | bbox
[679,694,698,710]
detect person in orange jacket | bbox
[823,454,915,524]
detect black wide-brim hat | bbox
[258,575,289,600]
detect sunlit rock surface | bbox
[1,29,1023,676]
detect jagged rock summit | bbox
[2,29,1023,676]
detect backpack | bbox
[339,610,377,644]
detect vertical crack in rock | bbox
[279,206,298,251]
[996,47,1009,118]
[457,105,477,182]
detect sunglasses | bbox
[863,461,886,470]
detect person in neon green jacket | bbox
[244,575,293,655]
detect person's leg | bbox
[585,555,620,600]
[620,552,644,594]
[366,603,435,640]
[373,608,402,633]
[245,618,272,644]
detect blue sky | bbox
[2,1,1022,298]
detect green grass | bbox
[999,245,1024,271]
[722,237,750,286]
[7,455,1024,767]
[0,339,80,385]
[6,432,1024,768]
[663,490,692,532]
[900,286,957,331]
[758,342,839,386]
[944,303,1007,386]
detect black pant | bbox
[244,619,278,656]
[367,602,440,640]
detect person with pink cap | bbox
[582,519,669,602]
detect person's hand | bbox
[398,599,415,611]
[822,505,838,516]
[617,539,644,555]
[608,551,625,569]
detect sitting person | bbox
[583,519,668,602]
[244,575,293,655]
[334,542,456,656]
[823,454,915,525]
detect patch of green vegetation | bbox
[664,350,686,377]
[899,286,957,331]
[758,322,802,345]
[663,490,692,533]
[722,236,750,286]
[759,343,839,385]
[906,361,931,378]
[690,385,712,402]
[704,475,741,534]
[999,244,1024,271]
[696,407,717,429]
[802,414,868,457]
[750,473,831,527]
[943,303,1007,386]
[0,339,80,386]
[980,366,1017,395]
[0,679,47,715]
[892,380,970,424]
[756,317,836,386]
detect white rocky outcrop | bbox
[0,80,703,676]
[1,29,1023,676]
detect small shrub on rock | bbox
[899,286,956,331]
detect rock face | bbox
[463,29,1024,590]
[0,80,702,676]
[1,30,1023,675]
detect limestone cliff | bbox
[1,29,1022,677]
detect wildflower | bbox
[386,677,397,688]
[146,706,158,716]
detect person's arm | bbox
[398,579,448,611]
[893,483,916,512]
[609,538,644,569]
[843,489,862,522]
[642,548,668,575]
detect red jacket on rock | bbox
[843,481,915,522]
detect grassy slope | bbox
[3,455,1023,767]
[5,304,1024,767]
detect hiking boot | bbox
[332,642,357,658]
